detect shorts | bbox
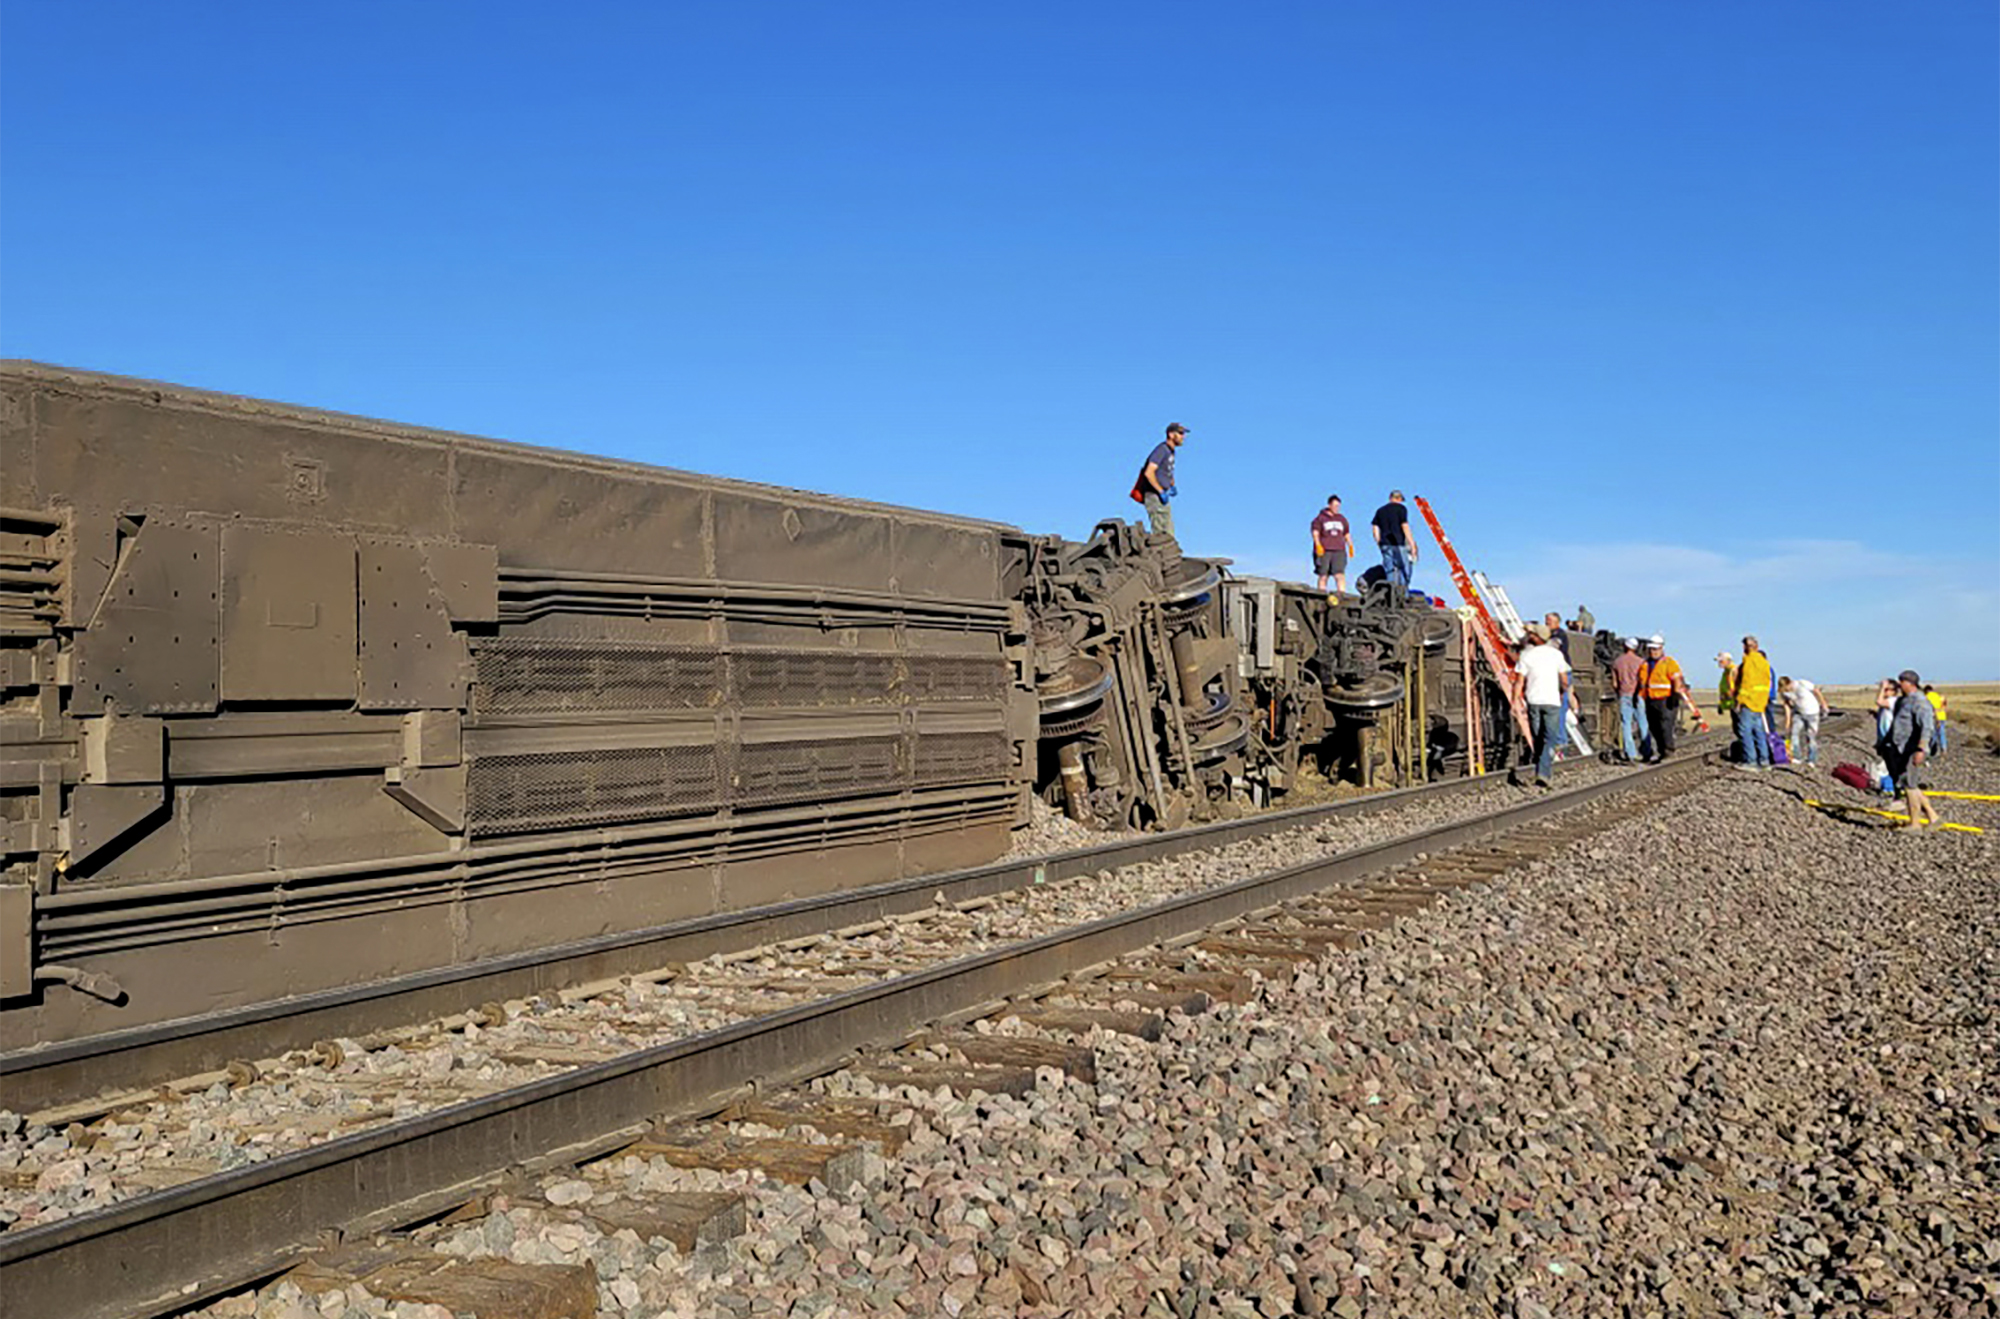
[1885,751,1922,791]
[1313,550,1348,577]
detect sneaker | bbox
[1534,776,1551,789]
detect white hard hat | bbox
[1623,637,1638,649]
[1648,634,1665,646]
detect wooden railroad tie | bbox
[290,1241,596,1319]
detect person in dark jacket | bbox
[1879,669,1940,828]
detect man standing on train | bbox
[1130,423,1187,537]
[1310,494,1354,597]
[1370,490,1417,595]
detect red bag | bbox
[1831,762,1872,793]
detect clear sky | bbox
[4,2,1995,681]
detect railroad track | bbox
[0,741,1740,1319]
[5,739,1687,1117]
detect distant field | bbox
[1818,682,2000,753]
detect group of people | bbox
[1130,426,1955,823]
[1708,636,1827,771]
[1306,490,1422,597]
[1133,428,1426,599]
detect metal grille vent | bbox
[0,511,62,640]
[734,651,899,708]
[468,745,721,835]
[903,655,1007,703]
[474,640,725,715]
[913,731,1010,787]
[736,735,904,806]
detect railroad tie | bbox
[558,1189,748,1254]
[1064,983,1214,1017]
[853,1059,1041,1099]
[289,1241,596,1319]
[1194,937,1322,963]
[628,1129,869,1187]
[717,1096,914,1154]
[1098,965,1250,1005]
[1002,1004,1167,1041]
[915,1033,1099,1084]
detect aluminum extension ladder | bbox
[1415,498,1594,758]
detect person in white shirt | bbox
[1778,676,1824,767]
[1513,622,1572,787]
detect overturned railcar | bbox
[2,364,1553,1053]
[0,363,1033,1047]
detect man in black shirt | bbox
[1370,491,1417,595]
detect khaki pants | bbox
[1142,493,1174,537]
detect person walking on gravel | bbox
[1881,670,1940,828]
[1778,675,1824,767]
[1370,491,1417,596]
[1514,622,1571,788]
[1310,494,1354,596]
[1129,423,1187,537]
[1731,636,1775,771]
[1639,636,1696,761]
[1611,637,1650,763]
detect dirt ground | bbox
[1818,681,2000,754]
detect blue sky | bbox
[4,1,1994,681]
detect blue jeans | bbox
[1618,693,1650,760]
[1528,703,1563,781]
[1381,544,1411,593]
[1735,706,1770,766]
[1791,712,1820,765]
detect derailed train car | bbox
[1009,518,1527,831]
[0,364,1545,1050]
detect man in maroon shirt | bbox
[1610,636,1650,763]
[1310,494,1354,596]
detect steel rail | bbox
[3,739,1662,1112]
[0,751,1721,1319]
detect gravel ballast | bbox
[129,735,2000,1314]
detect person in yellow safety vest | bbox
[1639,636,1700,762]
[1714,653,1736,714]
[1731,635,1775,771]
[1924,684,1949,756]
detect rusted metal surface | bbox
[0,753,1718,1319]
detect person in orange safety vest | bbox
[1638,635,1704,761]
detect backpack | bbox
[1831,763,1873,793]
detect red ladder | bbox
[1412,496,1532,743]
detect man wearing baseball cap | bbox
[1882,669,1941,828]
[1129,423,1187,538]
[1610,636,1650,763]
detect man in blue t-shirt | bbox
[1129,423,1187,537]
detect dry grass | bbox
[1817,682,2000,754]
